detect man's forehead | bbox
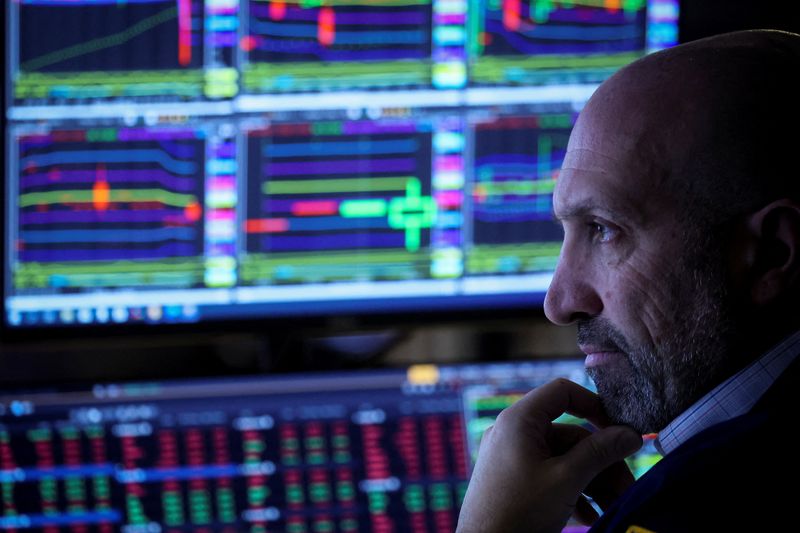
[560,147,624,175]
[554,111,671,223]
[553,154,649,223]
[553,168,631,218]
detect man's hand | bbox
[456,378,643,533]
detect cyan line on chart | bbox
[19,149,197,175]
[265,138,419,158]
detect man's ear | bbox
[745,199,800,307]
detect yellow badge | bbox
[626,527,657,533]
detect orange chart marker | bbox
[185,201,202,223]
[503,0,521,32]
[270,0,287,21]
[318,6,335,46]
[604,0,622,13]
[178,0,192,66]
[93,164,110,211]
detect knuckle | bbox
[552,377,572,389]
[493,407,513,427]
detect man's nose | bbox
[544,253,603,325]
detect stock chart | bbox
[2,2,682,528]
[0,361,662,531]
[4,0,680,326]
[13,0,237,104]
[0,368,473,532]
[242,119,436,285]
[12,126,207,295]
[468,0,649,86]
[467,112,571,276]
[242,0,436,92]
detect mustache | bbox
[576,318,632,355]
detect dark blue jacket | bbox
[589,358,799,532]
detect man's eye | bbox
[589,222,617,243]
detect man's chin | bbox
[587,365,662,434]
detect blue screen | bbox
[3,0,679,328]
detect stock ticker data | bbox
[241,0,439,92]
[3,1,679,327]
[241,118,437,286]
[469,0,652,86]
[14,125,208,290]
[13,0,238,104]
[0,360,663,532]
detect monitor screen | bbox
[3,0,679,329]
[0,359,661,531]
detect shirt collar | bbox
[655,329,800,456]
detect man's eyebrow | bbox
[551,202,598,222]
[552,202,613,222]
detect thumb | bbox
[560,426,642,489]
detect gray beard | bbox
[579,258,736,434]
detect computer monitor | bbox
[2,1,679,332]
[0,359,661,531]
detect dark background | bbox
[680,0,800,43]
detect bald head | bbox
[570,29,800,224]
[548,30,800,432]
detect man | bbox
[457,29,800,532]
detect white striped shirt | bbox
[655,329,800,456]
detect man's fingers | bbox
[550,423,637,512]
[548,423,591,456]
[508,378,615,431]
[558,425,642,492]
[457,379,640,533]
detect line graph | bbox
[19,5,181,73]
[12,126,207,292]
[13,0,222,104]
[242,0,434,93]
[241,120,436,285]
[467,114,571,275]
[468,0,648,86]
